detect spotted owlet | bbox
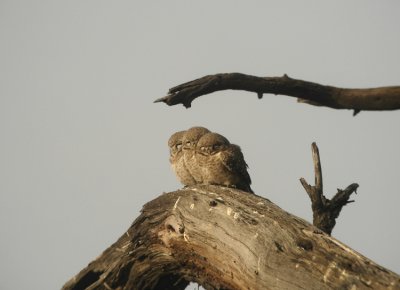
[168,130,196,186]
[196,132,253,193]
[182,126,211,183]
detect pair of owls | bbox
[168,126,253,193]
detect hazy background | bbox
[1,1,399,289]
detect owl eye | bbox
[176,144,182,150]
[213,144,220,150]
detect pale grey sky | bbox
[1,1,399,289]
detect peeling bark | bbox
[154,73,400,113]
[62,186,400,290]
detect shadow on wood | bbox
[62,185,400,290]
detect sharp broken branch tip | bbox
[153,97,164,103]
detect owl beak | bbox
[182,141,192,150]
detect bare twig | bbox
[300,142,359,235]
[154,73,400,113]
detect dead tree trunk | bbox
[62,185,400,290]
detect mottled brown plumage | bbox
[196,132,253,193]
[168,130,196,185]
[182,126,211,183]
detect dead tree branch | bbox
[300,143,359,235]
[63,186,398,290]
[154,73,400,114]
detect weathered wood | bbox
[300,143,359,234]
[154,73,400,113]
[62,186,400,290]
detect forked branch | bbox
[300,142,359,235]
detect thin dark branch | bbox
[300,143,359,235]
[154,73,400,112]
[299,178,312,200]
[329,184,359,216]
